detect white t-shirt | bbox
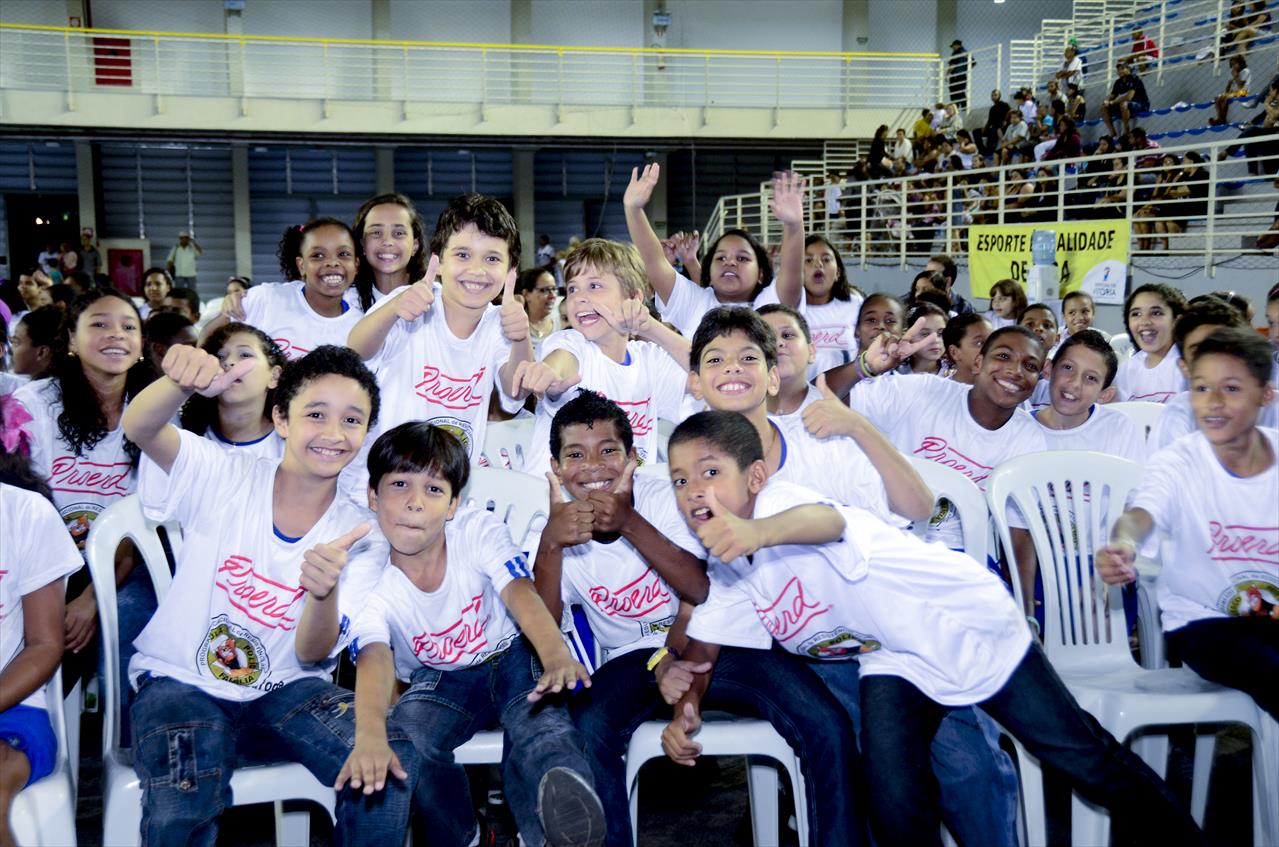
[240,282,363,361]
[130,431,385,701]
[1148,391,1279,453]
[167,244,199,278]
[657,271,797,341]
[806,297,863,375]
[1113,348,1186,404]
[1032,404,1146,462]
[559,476,701,663]
[771,385,823,424]
[347,506,529,679]
[14,378,136,551]
[1062,56,1084,87]
[824,184,843,216]
[686,480,1031,705]
[0,484,84,709]
[849,374,1044,548]
[769,415,894,522]
[1132,428,1279,632]
[523,330,687,475]
[203,427,286,461]
[0,372,29,398]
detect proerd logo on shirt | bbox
[810,325,851,349]
[756,576,831,643]
[612,397,654,437]
[411,593,492,666]
[913,436,993,488]
[588,569,672,619]
[416,365,487,410]
[272,337,309,361]
[1127,390,1176,404]
[214,555,306,631]
[48,455,132,497]
[1206,522,1279,565]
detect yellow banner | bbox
[968,220,1130,305]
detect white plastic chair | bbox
[85,495,338,847]
[625,717,808,847]
[986,451,1274,847]
[1107,400,1166,441]
[1109,332,1134,362]
[10,668,77,847]
[655,418,676,463]
[459,466,549,552]
[480,417,535,471]
[906,457,989,565]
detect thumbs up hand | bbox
[543,472,595,550]
[300,523,372,600]
[499,268,530,342]
[585,460,638,534]
[802,373,865,439]
[694,488,764,561]
[394,254,439,321]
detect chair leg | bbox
[745,757,780,847]
[1258,717,1279,847]
[273,802,311,847]
[1070,793,1110,847]
[1132,732,1171,780]
[1190,731,1216,825]
[65,680,82,793]
[1012,740,1047,847]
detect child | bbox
[351,192,429,311]
[1098,327,1277,719]
[340,422,604,847]
[663,410,1204,847]
[852,292,906,355]
[756,304,823,417]
[141,310,197,373]
[179,322,287,458]
[623,163,805,339]
[1269,285,1279,388]
[7,306,60,381]
[0,426,81,847]
[518,239,690,475]
[900,303,949,376]
[1033,330,1145,461]
[138,266,172,321]
[347,194,531,469]
[122,344,416,844]
[538,392,862,847]
[942,312,992,385]
[984,278,1025,330]
[164,287,203,326]
[1113,282,1187,403]
[801,235,863,374]
[1061,290,1106,340]
[1020,303,1060,409]
[208,218,364,360]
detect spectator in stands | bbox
[1211,55,1252,125]
[1045,80,1062,107]
[955,130,978,168]
[1146,152,1210,252]
[923,253,975,315]
[1135,153,1182,250]
[1073,135,1116,218]
[912,107,935,155]
[141,310,197,373]
[1044,116,1083,162]
[225,275,251,296]
[163,286,202,324]
[980,89,1011,156]
[165,231,202,287]
[1026,102,1055,154]
[536,233,556,270]
[1223,1,1268,57]
[1129,27,1159,72]
[997,109,1030,165]
[1218,71,1279,174]
[869,125,893,179]
[1054,44,1085,93]
[936,103,960,142]
[892,127,913,162]
[1102,61,1150,137]
[1017,88,1037,122]
[1067,82,1087,121]
[1095,155,1134,218]
[77,231,101,277]
[948,40,969,108]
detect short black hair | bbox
[928,254,957,285]
[690,307,778,372]
[1173,296,1248,355]
[48,284,75,307]
[1061,290,1094,309]
[273,345,380,428]
[980,324,1044,356]
[429,194,521,270]
[143,309,194,346]
[367,421,469,495]
[17,305,64,350]
[166,287,202,319]
[1053,329,1119,388]
[1020,302,1058,327]
[700,229,773,298]
[550,390,634,461]
[1124,282,1187,346]
[668,411,763,471]
[756,303,811,343]
[1191,327,1274,386]
[942,312,991,353]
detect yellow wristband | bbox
[646,647,669,672]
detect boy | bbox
[534,391,859,846]
[121,344,416,844]
[1032,329,1145,460]
[517,240,690,475]
[664,411,1204,847]
[680,308,1020,847]
[1148,296,1277,450]
[347,194,531,470]
[756,304,821,417]
[340,422,604,847]
[1098,327,1277,719]
[1061,290,1107,341]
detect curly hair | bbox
[277,218,358,282]
[273,345,380,429]
[180,322,288,437]
[351,193,429,312]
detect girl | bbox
[8,306,61,381]
[985,279,1026,329]
[1020,303,1060,409]
[517,266,561,356]
[225,276,251,296]
[351,192,428,311]
[758,304,821,417]
[899,302,949,376]
[180,322,287,459]
[1212,56,1250,125]
[138,266,172,321]
[1114,282,1188,403]
[208,218,363,360]
[802,235,863,375]
[942,312,993,385]
[855,292,906,353]
[624,164,805,340]
[1061,290,1104,339]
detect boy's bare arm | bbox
[500,578,592,700]
[335,643,407,794]
[1096,507,1155,586]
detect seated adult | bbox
[1102,62,1149,137]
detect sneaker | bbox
[537,767,605,847]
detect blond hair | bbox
[562,238,648,300]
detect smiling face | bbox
[1063,296,1095,335]
[1050,344,1111,416]
[438,223,512,312]
[296,225,358,307]
[273,373,371,479]
[974,332,1044,409]
[361,203,420,282]
[214,331,282,408]
[68,295,142,378]
[1127,291,1175,355]
[551,419,636,501]
[1191,353,1275,446]
[947,318,992,380]
[707,234,761,302]
[692,329,778,414]
[1266,299,1278,348]
[668,438,767,529]
[525,271,557,323]
[803,242,839,304]
[564,264,638,342]
[1020,307,1059,352]
[856,297,904,350]
[761,312,814,385]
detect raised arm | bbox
[623,164,678,304]
[768,171,807,308]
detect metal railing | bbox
[702,135,1277,275]
[0,23,943,114]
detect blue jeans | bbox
[858,643,1204,847]
[130,673,416,847]
[571,645,863,847]
[116,564,157,747]
[806,658,1019,847]
[393,636,595,847]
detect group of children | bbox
[1,167,1276,847]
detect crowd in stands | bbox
[0,145,1276,846]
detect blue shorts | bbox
[0,704,57,787]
